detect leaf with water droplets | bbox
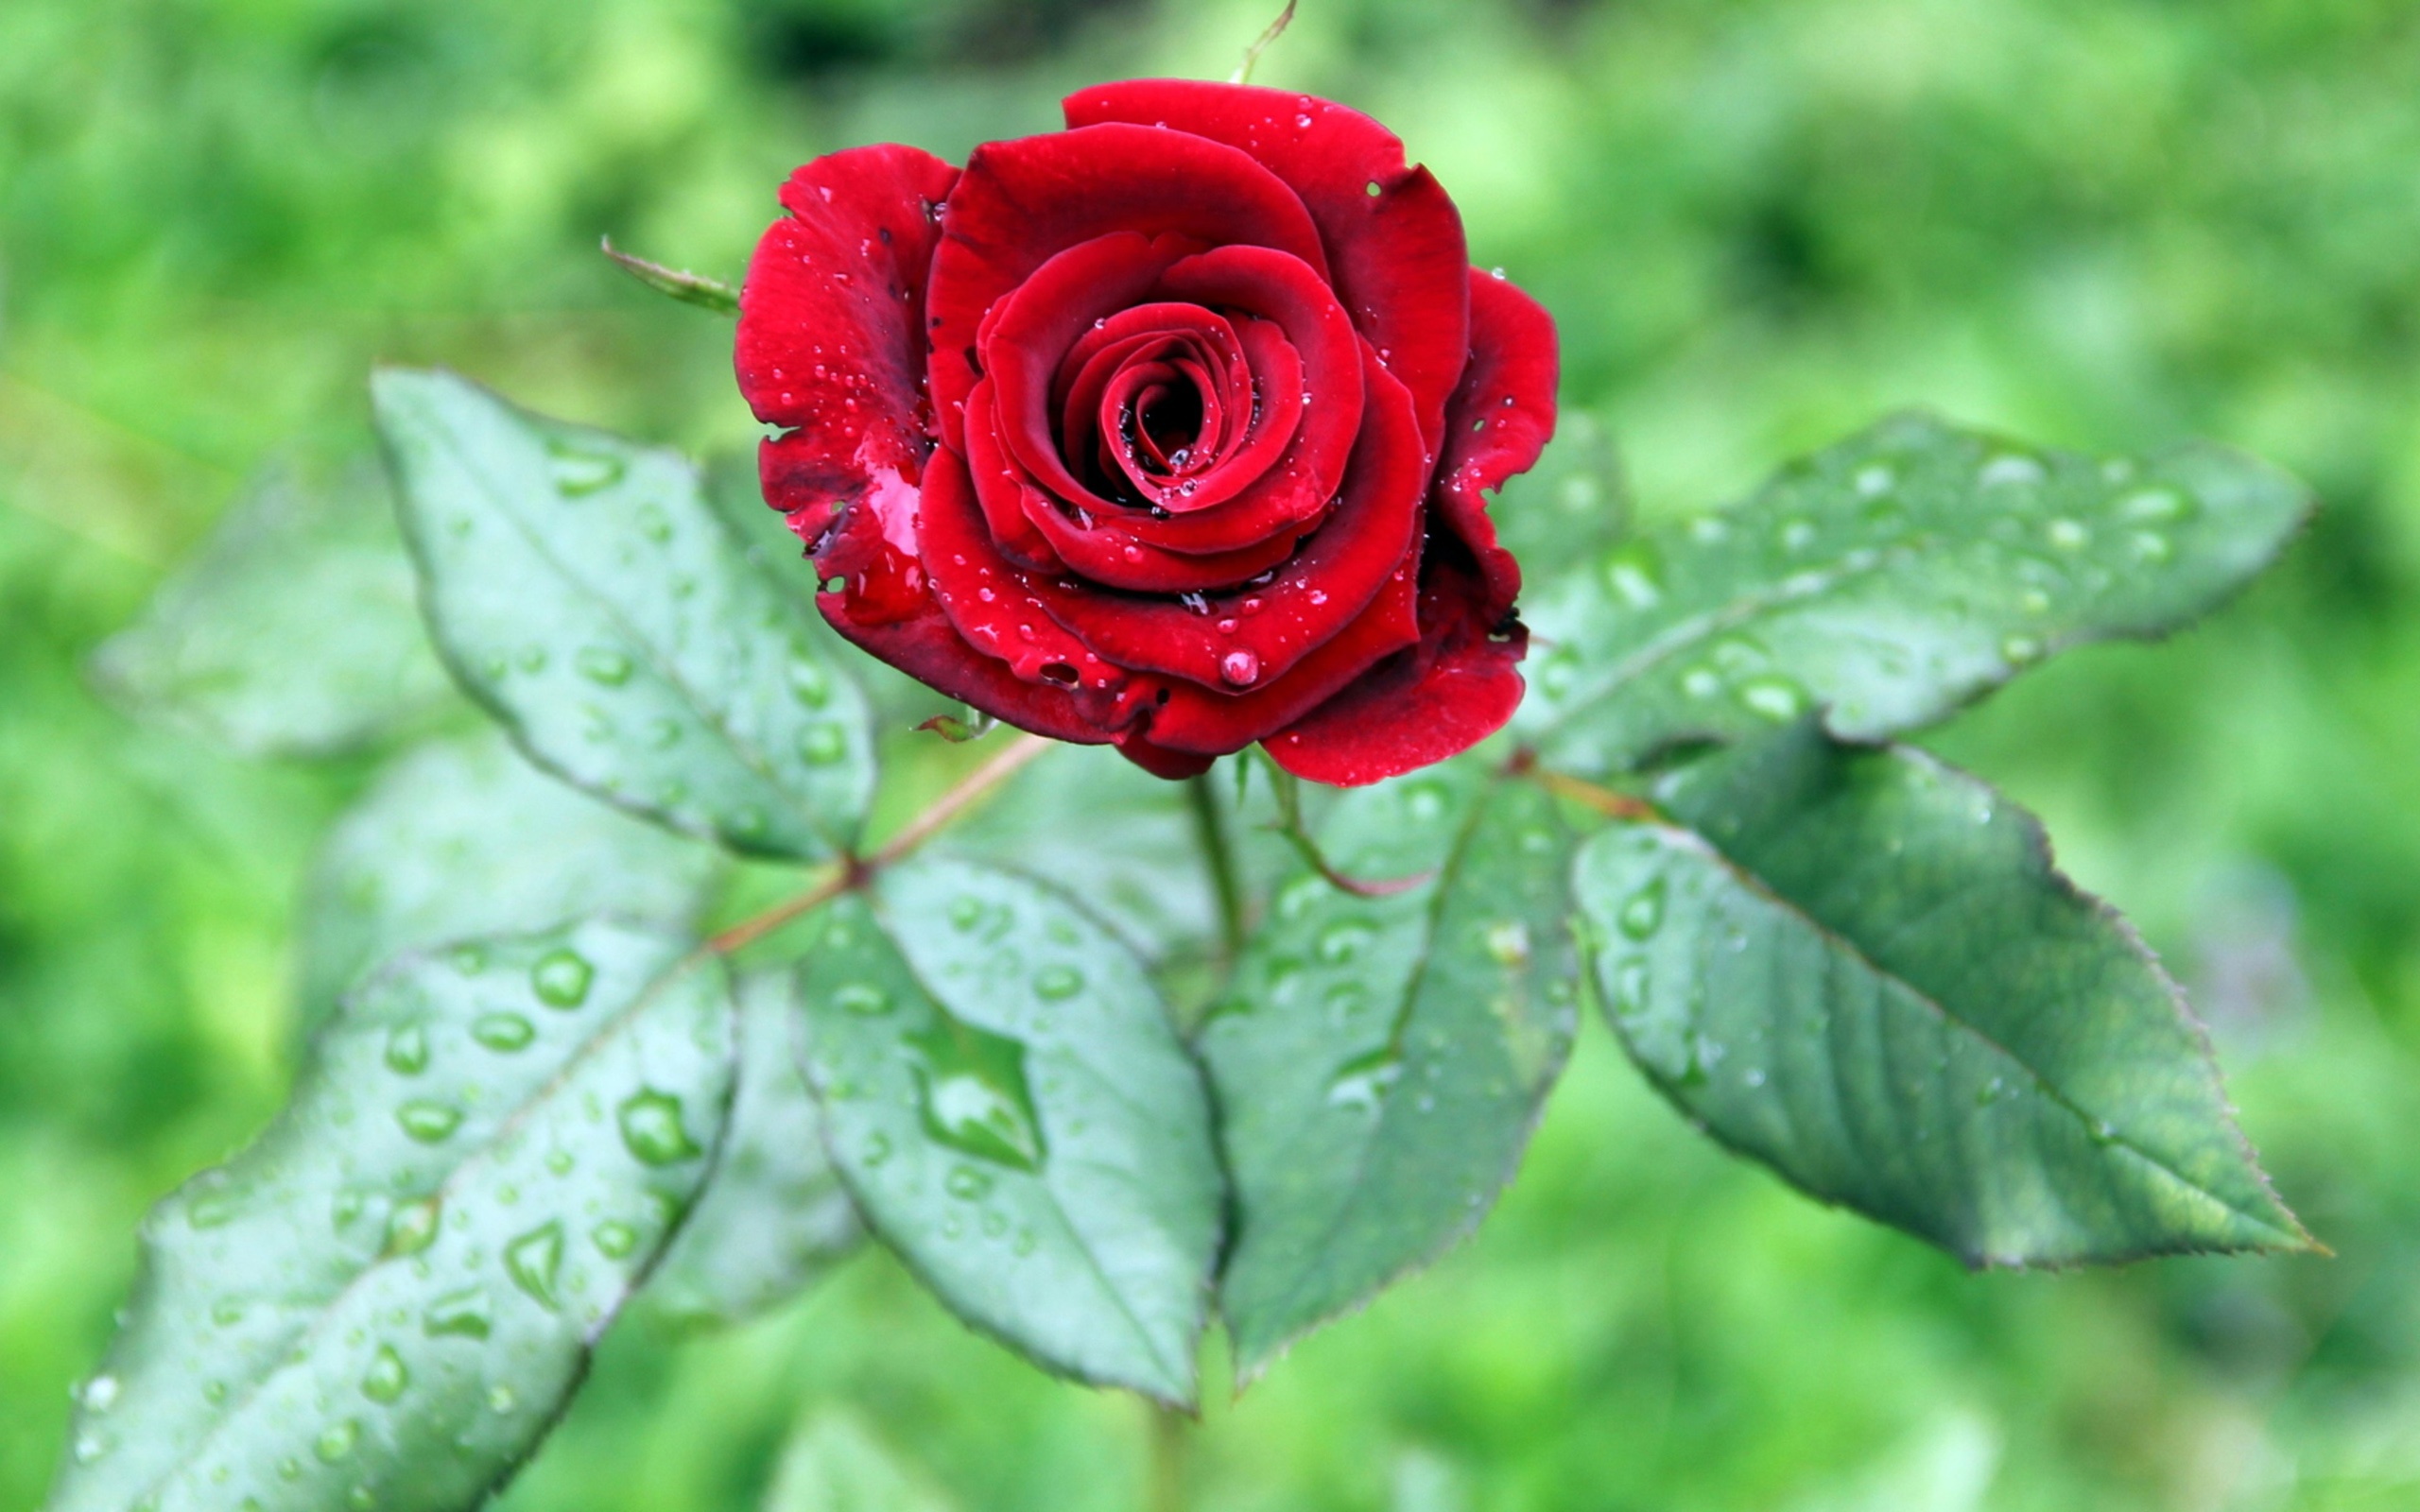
[88,455,455,757]
[1519,411,2311,776]
[296,729,722,1030]
[1204,758,1582,1379]
[1574,722,2311,1265]
[43,919,736,1512]
[1486,410,1630,573]
[373,368,874,860]
[794,859,1221,1405]
[642,971,863,1330]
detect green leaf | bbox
[89,457,453,757]
[297,730,725,1026]
[1486,409,1629,576]
[373,368,874,860]
[1205,760,1581,1378]
[943,743,1288,969]
[1574,723,2310,1264]
[794,859,1222,1405]
[1520,412,2311,776]
[762,1410,957,1512]
[46,919,736,1512]
[643,969,863,1329]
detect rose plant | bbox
[56,64,2317,1512]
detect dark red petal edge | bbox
[737,145,959,544]
[1428,268,1561,620]
[1263,550,1528,787]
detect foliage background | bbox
[4,0,2419,1507]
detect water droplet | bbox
[1600,541,1664,607]
[1737,677,1805,722]
[859,1131,892,1168]
[1854,463,1895,497]
[2000,633,2043,665]
[576,646,633,686]
[1322,982,1369,1022]
[1326,1049,1403,1112]
[1776,517,1817,553]
[591,1220,640,1259]
[1483,921,1530,966]
[379,1025,433,1074]
[1033,965,1083,1001]
[450,944,489,975]
[945,1164,994,1200]
[1609,958,1651,1018]
[489,1384,518,1415]
[908,1014,1047,1172]
[80,1375,119,1413]
[202,1380,230,1404]
[361,1346,409,1403]
[2045,517,2090,552]
[1741,1067,1768,1089]
[471,1013,535,1052]
[1317,920,1378,966]
[546,439,626,497]
[505,1221,565,1311]
[1617,878,1667,940]
[726,806,769,839]
[422,1286,492,1340]
[385,1198,440,1257]
[2130,529,2172,563]
[635,502,673,542]
[316,1419,360,1463]
[948,897,985,932]
[832,982,893,1017]
[396,1101,461,1143]
[532,949,594,1008]
[787,656,832,707]
[1403,783,1447,822]
[1680,666,1722,700]
[1978,454,2046,488]
[798,724,848,765]
[1219,649,1260,686]
[2018,587,2052,614]
[617,1091,702,1166]
[70,1432,112,1466]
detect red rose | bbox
[735,79,1558,784]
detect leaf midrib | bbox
[413,399,838,853]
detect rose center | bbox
[1131,382,1205,473]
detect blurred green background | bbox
[6,0,2420,1507]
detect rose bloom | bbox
[735,79,1557,784]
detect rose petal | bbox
[1065,80,1471,454]
[1112,729,1218,781]
[1429,268,1560,619]
[929,121,1329,452]
[1264,549,1528,787]
[1028,347,1426,689]
[738,144,959,544]
[1145,566,1422,754]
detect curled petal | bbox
[1029,349,1426,691]
[1263,549,1528,786]
[929,122,1328,451]
[1429,268,1559,620]
[1065,80,1471,453]
[737,145,958,544]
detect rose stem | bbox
[704,730,1054,954]
[1518,762,1665,824]
[1185,773,1248,961]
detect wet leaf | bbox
[1205,759,1581,1379]
[374,369,873,860]
[1575,723,2311,1264]
[1519,412,2311,775]
[45,919,736,1512]
[89,457,453,757]
[643,970,862,1328]
[1487,410,1629,575]
[297,729,723,1027]
[794,859,1221,1405]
